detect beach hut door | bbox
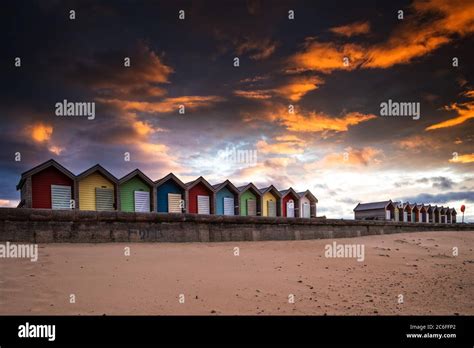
[267,200,276,217]
[247,199,256,216]
[303,202,310,218]
[168,193,182,213]
[197,195,210,214]
[403,211,408,222]
[223,197,234,216]
[287,200,295,217]
[385,209,391,220]
[134,191,150,212]
[96,188,114,211]
[51,184,72,209]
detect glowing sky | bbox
[1,0,473,220]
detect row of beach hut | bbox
[16,159,318,218]
[353,200,457,223]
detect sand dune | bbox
[0,231,473,315]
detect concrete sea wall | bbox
[0,208,472,243]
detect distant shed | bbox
[409,203,417,223]
[213,180,239,216]
[119,169,154,212]
[434,206,441,223]
[259,185,282,217]
[156,173,186,213]
[237,183,262,216]
[298,190,318,218]
[426,205,435,223]
[185,177,215,214]
[76,164,118,211]
[402,202,411,222]
[353,200,395,220]
[417,204,428,223]
[16,159,75,209]
[450,208,457,223]
[279,187,300,218]
[440,207,449,223]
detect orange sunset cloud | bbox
[27,123,53,142]
[275,110,377,133]
[426,99,474,131]
[98,96,225,113]
[449,153,474,164]
[330,21,370,37]
[289,0,474,72]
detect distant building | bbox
[353,200,395,220]
[449,208,457,223]
[297,190,318,218]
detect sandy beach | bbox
[1,231,473,315]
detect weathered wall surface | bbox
[0,208,472,243]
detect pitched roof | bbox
[155,172,186,189]
[212,179,239,194]
[76,164,118,183]
[119,169,154,186]
[16,159,75,190]
[417,204,427,211]
[279,187,299,199]
[297,190,318,203]
[185,176,214,192]
[353,200,392,211]
[237,183,262,196]
[258,185,282,197]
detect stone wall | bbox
[0,208,472,243]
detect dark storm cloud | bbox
[65,42,173,100]
[337,198,360,205]
[394,176,455,189]
[431,177,455,190]
[398,191,474,204]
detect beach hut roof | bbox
[353,200,392,212]
[237,183,263,197]
[76,164,118,183]
[258,185,282,198]
[212,179,239,195]
[155,173,186,190]
[297,190,318,203]
[119,169,154,186]
[16,158,75,190]
[279,187,299,199]
[417,204,427,211]
[185,176,215,192]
